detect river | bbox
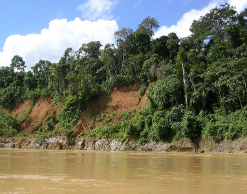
[0,149,247,194]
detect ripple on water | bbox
[0,174,65,181]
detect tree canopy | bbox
[1,3,247,142]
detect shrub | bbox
[148,75,183,110]
[180,111,202,140]
[35,126,53,142]
[139,84,148,97]
[89,123,121,139]
[0,112,18,137]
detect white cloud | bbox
[77,0,117,21]
[154,0,247,39]
[0,18,118,70]
[154,3,217,38]
[227,0,247,12]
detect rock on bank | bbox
[1,136,247,153]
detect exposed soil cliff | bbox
[7,83,148,135]
[10,97,60,134]
[74,82,149,133]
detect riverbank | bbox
[1,135,247,153]
[1,83,247,153]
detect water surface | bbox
[0,149,247,193]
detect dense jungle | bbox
[1,3,247,147]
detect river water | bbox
[0,149,247,194]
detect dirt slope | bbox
[74,83,149,133]
[6,83,149,134]
[10,97,60,134]
[107,82,148,114]
[11,99,31,118]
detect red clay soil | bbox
[28,97,59,121]
[106,82,148,114]
[10,97,60,133]
[11,99,31,118]
[4,83,150,134]
[74,82,150,133]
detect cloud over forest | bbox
[154,0,247,38]
[0,18,118,70]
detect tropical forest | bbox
[1,3,247,148]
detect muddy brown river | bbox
[0,149,247,194]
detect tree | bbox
[24,71,36,90]
[127,32,151,55]
[115,28,134,63]
[101,44,119,80]
[0,66,12,88]
[123,53,144,76]
[225,24,242,48]
[148,75,183,110]
[151,36,169,60]
[177,47,188,109]
[190,3,237,45]
[167,32,179,59]
[207,44,231,63]
[77,41,102,60]
[179,36,195,51]
[10,55,26,72]
[115,28,134,43]
[136,16,159,38]
[32,60,51,87]
[62,47,75,63]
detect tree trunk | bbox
[181,60,188,109]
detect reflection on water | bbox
[0,149,247,194]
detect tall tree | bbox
[151,36,169,60]
[190,3,237,45]
[77,41,102,60]
[10,55,26,72]
[32,60,51,88]
[115,28,134,63]
[136,16,159,38]
[177,47,188,109]
[167,32,179,59]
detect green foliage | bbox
[190,3,237,44]
[89,119,142,140]
[139,84,148,97]
[45,114,57,131]
[10,55,26,72]
[148,75,183,110]
[0,83,25,110]
[102,74,138,93]
[56,95,84,135]
[104,113,117,124]
[35,126,53,142]
[1,5,247,144]
[89,123,122,139]
[180,111,202,140]
[0,112,18,137]
[207,44,232,63]
[202,107,247,141]
[35,114,57,142]
[138,105,202,142]
[67,131,77,145]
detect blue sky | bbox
[0,0,247,70]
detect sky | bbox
[0,0,247,70]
